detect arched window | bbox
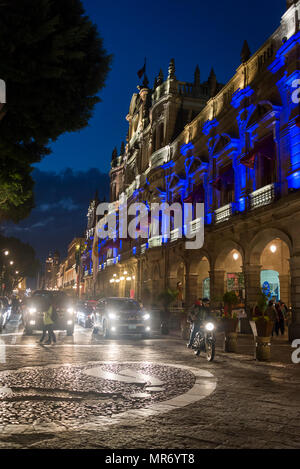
[152,129,156,153]
[159,123,164,148]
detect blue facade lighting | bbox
[231,86,254,109]
[203,118,219,136]
[238,197,246,212]
[269,31,300,74]
[180,142,194,156]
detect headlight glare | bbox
[143,313,150,320]
[205,322,215,331]
[29,307,37,315]
[108,312,117,320]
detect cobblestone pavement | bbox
[0,315,299,449]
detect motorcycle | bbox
[192,321,216,362]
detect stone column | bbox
[185,273,199,309]
[243,263,262,317]
[210,269,225,307]
[289,255,300,341]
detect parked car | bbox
[93,297,151,339]
[76,301,95,328]
[0,297,11,332]
[23,290,75,336]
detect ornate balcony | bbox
[189,218,202,235]
[141,243,148,254]
[249,184,275,210]
[215,203,232,224]
[148,236,162,248]
[170,228,180,242]
[150,146,169,169]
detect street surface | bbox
[0,314,299,449]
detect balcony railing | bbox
[148,236,162,248]
[215,203,232,224]
[189,218,202,235]
[141,243,148,254]
[170,228,180,242]
[150,146,169,169]
[249,184,275,210]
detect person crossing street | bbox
[40,303,57,345]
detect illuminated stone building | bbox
[93,1,300,340]
[56,238,84,294]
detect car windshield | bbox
[31,291,71,308]
[107,299,140,312]
[78,303,94,313]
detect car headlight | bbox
[29,307,37,315]
[108,312,118,320]
[205,322,215,331]
[143,313,150,321]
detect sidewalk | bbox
[169,329,298,367]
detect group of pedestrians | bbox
[265,299,288,337]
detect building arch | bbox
[211,240,245,305]
[246,228,292,307]
[246,228,293,265]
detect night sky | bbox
[5,0,286,263]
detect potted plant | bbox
[221,291,240,352]
[250,290,274,361]
[157,289,178,335]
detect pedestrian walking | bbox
[275,300,285,336]
[40,303,57,345]
[266,300,278,337]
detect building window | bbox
[219,165,235,205]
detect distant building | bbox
[81,192,102,298]
[56,238,84,295]
[44,251,60,290]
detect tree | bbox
[0,235,40,293]
[0,0,112,220]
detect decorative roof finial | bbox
[142,74,149,88]
[194,65,200,87]
[241,40,251,63]
[157,69,164,86]
[111,147,118,168]
[168,58,176,79]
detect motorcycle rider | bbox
[187,298,209,348]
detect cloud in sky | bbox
[4,168,110,262]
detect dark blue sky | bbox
[38,0,286,174]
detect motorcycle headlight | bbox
[205,322,215,331]
[108,312,118,320]
[143,313,150,321]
